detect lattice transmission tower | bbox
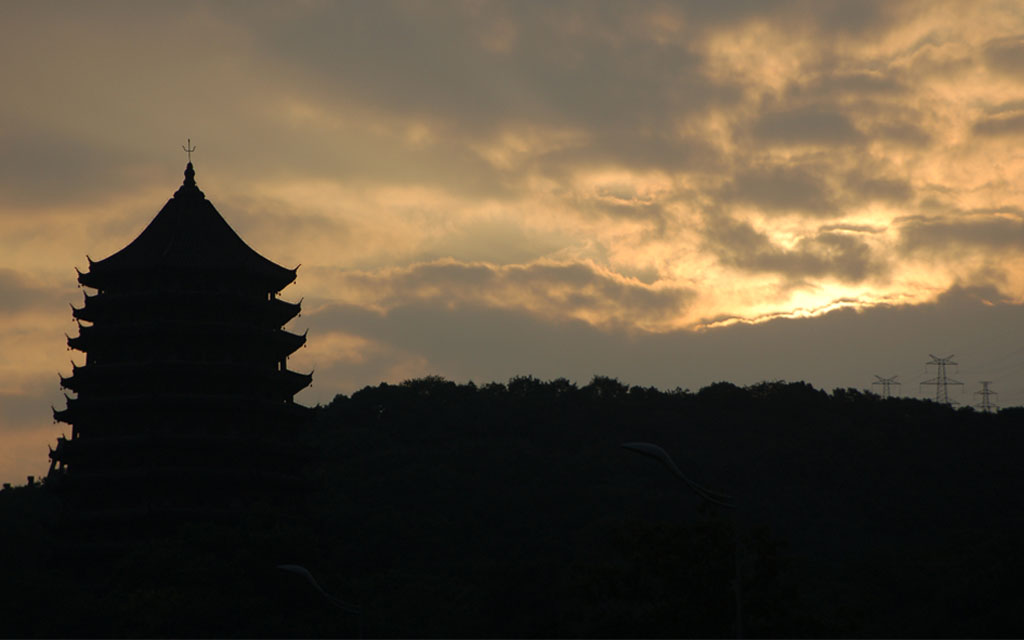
[920,354,964,405]
[871,375,900,399]
[974,381,998,413]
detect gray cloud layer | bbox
[0,269,65,314]
[299,282,1024,408]
[703,216,883,282]
[899,214,1024,254]
[325,259,696,329]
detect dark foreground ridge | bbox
[3,376,1023,637]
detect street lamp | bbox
[621,442,742,639]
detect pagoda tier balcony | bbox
[72,290,301,328]
[49,432,308,470]
[54,408,312,441]
[68,322,307,362]
[50,502,306,529]
[53,466,310,497]
[59,361,312,398]
[53,392,312,427]
[79,264,297,296]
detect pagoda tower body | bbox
[50,163,312,521]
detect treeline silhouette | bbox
[3,376,1024,637]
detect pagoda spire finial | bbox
[175,139,203,198]
[182,138,196,164]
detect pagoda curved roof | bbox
[82,163,296,291]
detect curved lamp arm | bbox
[621,442,736,509]
[276,564,362,615]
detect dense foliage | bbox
[2,376,1023,637]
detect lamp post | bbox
[621,442,742,639]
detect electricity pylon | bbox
[974,381,998,413]
[871,375,900,399]
[920,354,964,405]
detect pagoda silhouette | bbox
[48,160,312,528]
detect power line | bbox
[974,381,998,413]
[871,375,900,399]
[920,354,964,405]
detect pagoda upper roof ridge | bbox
[79,164,297,291]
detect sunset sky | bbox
[3,0,1024,482]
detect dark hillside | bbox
[311,377,1024,637]
[2,376,1023,637]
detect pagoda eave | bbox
[67,324,307,358]
[78,265,296,294]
